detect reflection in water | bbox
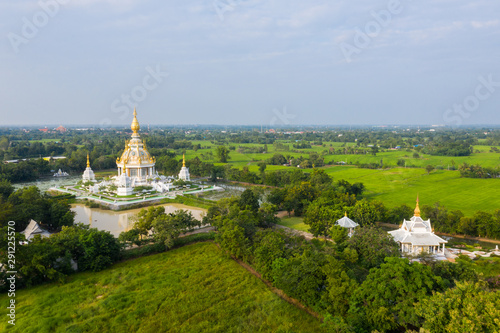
[72,204,206,237]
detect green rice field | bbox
[0,242,324,333]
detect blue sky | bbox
[1,0,499,126]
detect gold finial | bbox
[414,195,421,217]
[131,107,140,134]
[87,153,90,168]
[345,211,347,217]
[183,154,186,167]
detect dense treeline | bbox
[0,183,74,232]
[203,191,500,332]
[459,162,500,178]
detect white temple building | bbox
[178,154,190,181]
[21,220,51,241]
[116,166,133,196]
[335,212,359,237]
[82,154,96,182]
[388,197,447,256]
[116,108,156,187]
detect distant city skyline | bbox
[1,0,499,126]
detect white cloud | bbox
[470,20,499,29]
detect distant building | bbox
[388,197,447,256]
[55,125,67,133]
[21,220,51,241]
[335,213,359,237]
[178,154,190,181]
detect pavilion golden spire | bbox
[131,107,140,134]
[414,195,421,217]
[345,211,347,217]
[183,154,186,167]
[86,153,90,168]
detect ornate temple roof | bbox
[336,212,359,229]
[116,108,156,167]
[388,197,447,246]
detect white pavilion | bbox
[116,108,156,187]
[21,220,51,241]
[82,154,96,182]
[335,212,359,237]
[178,154,190,181]
[388,197,447,256]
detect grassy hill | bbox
[0,242,324,333]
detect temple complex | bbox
[388,197,447,256]
[116,108,156,187]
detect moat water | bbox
[71,203,206,237]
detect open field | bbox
[185,141,500,170]
[323,167,500,215]
[276,216,310,232]
[181,141,500,215]
[0,242,324,333]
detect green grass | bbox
[276,216,310,232]
[0,242,324,333]
[323,166,500,216]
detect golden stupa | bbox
[116,108,156,183]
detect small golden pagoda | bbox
[116,108,156,184]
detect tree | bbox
[416,281,500,333]
[351,199,381,226]
[216,221,251,260]
[216,146,231,163]
[239,189,260,212]
[425,164,434,174]
[304,200,341,238]
[78,228,121,272]
[257,162,267,174]
[131,206,166,240]
[271,247,327,308]
[257,202,279,228]
[322,255,358,317]
[252,229,287,281]
[347,226,399,270]
[349,257,445,332]
[151,213,183,249]
[0,178,13,200]
[387,204,413,224]
[309,169,332,187]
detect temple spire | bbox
[414,195,421,217]
[131,107,140,134]
[183,154,186,167]
[86,153,90,168]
